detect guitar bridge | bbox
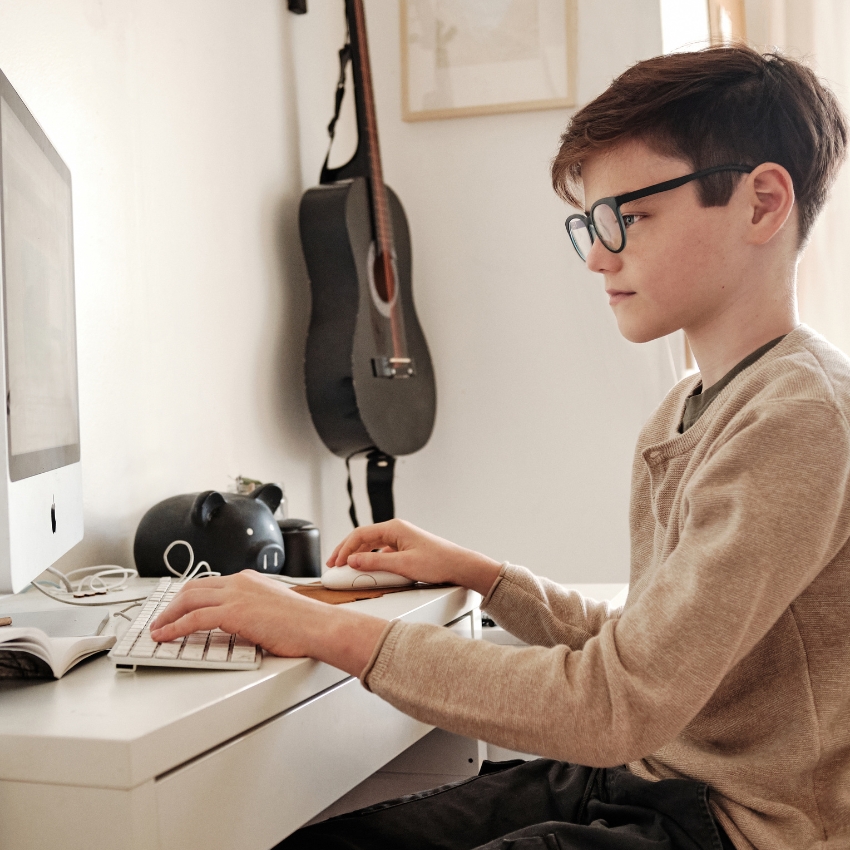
[372,356,415,379]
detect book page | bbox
[0,627,114,677]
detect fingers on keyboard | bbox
[110,578,259,669]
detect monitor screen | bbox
[0,89,80,482]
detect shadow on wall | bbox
[267,8,325,526]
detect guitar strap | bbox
[366,450,396,523]
[345,449,396,528]
[344,452,360,528]
[320,33,352,185]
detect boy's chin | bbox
[614,317,675,345]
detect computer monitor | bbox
[0,69,83,595]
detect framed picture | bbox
[400,0,577,122]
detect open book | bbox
[0,609,116,679]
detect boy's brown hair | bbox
[552,45,847,245]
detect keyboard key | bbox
[180,645,205,661]
[155,640,185,660]
[230,645,257,663]
[180,634,209,661]
[205,632,232,662]
[205,645,230,662]
[130,640,158,658]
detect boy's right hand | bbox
[327,519,502,597]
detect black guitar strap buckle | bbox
[366,450,395,523]
[345,449,396,528]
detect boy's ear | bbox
[745,162,796,245]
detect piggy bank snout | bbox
[252,542,284,574]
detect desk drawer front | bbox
[155,675,432,850]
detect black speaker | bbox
[278,519,321,578]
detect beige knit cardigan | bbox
[361,325,850,850]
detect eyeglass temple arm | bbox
[614,164,755,206]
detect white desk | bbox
[0,582,481,850]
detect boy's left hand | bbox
[149,571,388,675]
[150,571,311,656]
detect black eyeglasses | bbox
[564,164,755,262]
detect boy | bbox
[151,45,850,849]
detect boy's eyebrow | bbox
[619,194,660,208]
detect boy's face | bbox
[579,140,754,343]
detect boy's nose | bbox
[585,236,620,274]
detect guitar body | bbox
[301,177,436,458]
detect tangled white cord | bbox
[162,540,220,581]
[29,540,221,607]
[29,564,140,605]
[45,564,135,596]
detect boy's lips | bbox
[606,289,635,306]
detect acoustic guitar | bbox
[299,0,437,466]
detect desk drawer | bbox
[155,674,432,850]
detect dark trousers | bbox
[276,758,737,850]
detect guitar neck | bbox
[348,0,394,256]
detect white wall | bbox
[295,0,675,582]
[0,1,322,576]
[660,0,710,52]
[0,0,674,588]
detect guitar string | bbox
[351,0,406,362]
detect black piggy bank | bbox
[134,484,285,578]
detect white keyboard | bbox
[109,578,261,672]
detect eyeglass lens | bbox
[567,218,593,260]
[566,205,625,262]
[592,204,623,252]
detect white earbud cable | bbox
[29,540,221,606]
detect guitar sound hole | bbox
[373,252,395,303]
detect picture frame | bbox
[400,0,577,123]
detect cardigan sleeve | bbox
[360,399,850,767]
[481,563,621,650]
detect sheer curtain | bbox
[747,0,850,354]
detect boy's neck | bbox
[686,268,799,389]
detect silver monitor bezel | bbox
[0,69,81,483]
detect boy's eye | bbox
[622,213,643,228]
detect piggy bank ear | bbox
[191,491,226,527]
[250,482,283,514]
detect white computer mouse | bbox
[321,565,415,590]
